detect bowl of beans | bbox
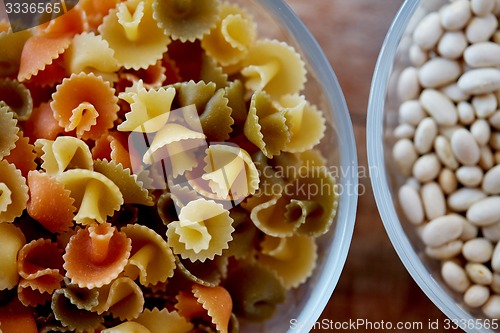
[368,0,500,331]
[0,0,357,332]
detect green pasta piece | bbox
[200,54,229,90]
[0,78,32,121]
[0,102,19,159]
[175,254,228,287]
[0,29,31,77]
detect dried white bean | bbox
[420,182,446,220]
[488,111,500,130]
[472,93,497,118]
[438,125,461,140]
[438,168,458,195]
[448,188,487,212]
[420,89,458,126]
[461,219,480,241]
[398,184,424,225]
[464,285,490,308]
[472,0,496,16]
[470,119,491,146]
[467,196,500,226]
[465,263,493,285]
[482,295,500,318]
[490,132,500,149]
[479,145,494,170]
[412,153,441,182]
[438,31,468,60]
[456,166,484,187]
[418,58,461,88]
[425,240,463,260]
[421,214,465,247]
[414,12,443,50]
[409,44,428,67]
[482,165,500,194]
[451,128,481,166]
[397,67,420,102]
[393,139,418,177]
[414,117,437,154]
[393,123,415,139]
[442,260,470,293]
[466,13,498,43]
[440,83,470,103]
[463,238,493,263]
[440,0,472,31]
[492,273,500,294]
[398,100,426,126]
[482,222,500,242]
[457,101,476,125]
[491,242,500,272]
[464,42,500,68]
[458,68,500,95]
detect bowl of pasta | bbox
[0,0,357,332]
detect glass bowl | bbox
[368,0,500,332]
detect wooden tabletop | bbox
[283,0,455,330]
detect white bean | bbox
[418,58,461,88]
[470,119,491,145]
[479,145,494,170]
[420,89,458,126]
[466,13,498,43]
[440,0,472,31]
[420,182,446,220]
[482,165,500,194]
[421,214,465,247]
[438,168,458,195]
[440,83,470,103]
[461,219,480,241]
[398,67,420,102]
[482,295,500,318]
[482,222,500,242]
[465,263,493,285]
[472,93,497,118]
[409,44,428,67]
[412,153,441,182]
[438,31,468,60]
[414,12,443,50]
[398,185,424,225]
[490,132,500,149]
[442,260,470,293]
[448,188,487,212]
[464,42,500,68]
[456,166,484,187]
[393,139,418,177]
[467,196,500,226]
[451,128,481,166]
[463,238,493,263]
[414,117,437,154]
[488,111,500,130]
[457,101,476,125]
[393,123,415,139]
[398,100,426,126]
[458,68,500,95]
[472,0,496,16]
[464,285,490,308]
[491,241,500,272]
[425,240,463,260]
[492,273,500,294]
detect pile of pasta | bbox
[0,0,339,332]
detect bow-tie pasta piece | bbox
[121,224,176,286]
[17,35,70,84]
[92,131,132,170]
[62,282,100,311]
[152,0,220,42]
[51,73,119,140]
[0,28,31,77]
[244,90,290,158]
[26,171,76,233]
[0,223,26,290]
[192,284,232,333]
[35,136,93,175]
[17,280,52,307]
[286,167,339,237]
[258,234,317,289]
[51,288,104,332]
[117,80,175,133]
[224,80,247,126]
[241,39,306,99]
[175,253,229,287]
[99,0,171,70]
[23,102,64,142]
[0,160,29,223]
[167,198,234,262]
[0,103,20,159]
[56,169,123,225]
[200,54,229,90]
[64,32,120,82]
[36,5,89,37]
[94,159,153,206]
[4,131,36,178]
[119,59,167,89]
[201,144,259,201]
[133,308,193,333]
[63,223,131,288]
[0,78,33,121]
[78,0,120,30]
[92,277,144,320]
[0,301,37,333]
[225,207,259,259]
[102,322,151,333]
[224,263,285,321]
[275,94,327,153]
[201,3,256,67]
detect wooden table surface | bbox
[283,0,456,331]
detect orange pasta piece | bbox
[37,6,89,37]
[17,279,54,307]
[92,131,132,170]
[0,300,37,333]
[17,35,71,82]
[26,171,76,233]
[51,73,119,140]
[175,290,207,320]
[63,224,131,288]
[4,132,36,178]
[192,284,233,333]
[22,102,63,142]
[25,57,67,88]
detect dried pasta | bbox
[121,224,176,286]
[192,284,232,333]
[247,193,295,237]
[0,28,31,77]
[0,78,33,121]
[175,253,229,287]
[4,131,36,177]
[99,0,171,70]
[167,198,234,262]
[92,131,132,170]
[152,0,221,42]
[35,136,93,175]
[78,0,121,31]
[22,102,63,142]
[93,277,144,320]
[201,3,256,66]
[0,223,26,290]
[37,5,88,37]
[51,72,119,140]
[133,308,193,333]
[0,160,29,223]
[0,103,19,159]
[120,59,167,89]
[63,223,131,288]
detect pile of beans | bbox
[394,0,500,319]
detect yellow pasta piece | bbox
[0,78,33,121]
[56,170,124,225]
[0,223,25,290]
[201,3,256,66]
[166,198,234,262]
[117,80,176,133]
[241,39,306,98]
[152,0,220,42]
[175,253,229,287]
[0,103,19,159]
[64,32,120,81]
[244,90,290,158]
[35,136,93,175]
[202,144,259,201]
[99,0,171,70]
[93,277,144,320]
[200,54,229,89]
[121,224,176,286]
[0,28,31,77]
[246,193,295,237]
[0,160,29,223]
[258,234,317,289]
[134,308,193,333]
[94,159,154,206]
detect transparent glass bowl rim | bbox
[259,0,358,331]
[367,0,484,331]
